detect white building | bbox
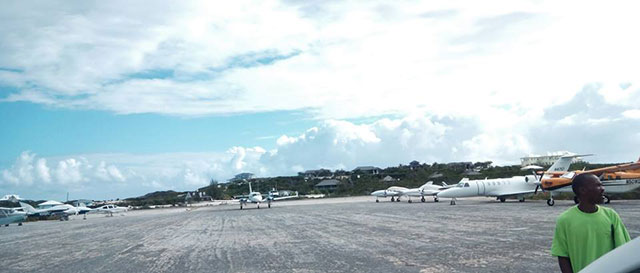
[520,152,586,166]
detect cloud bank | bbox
[1,1,638,120]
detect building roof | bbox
[38,200,63,206]
[353,166,380,171]
[381,175,395,182]
[315,179,340,187]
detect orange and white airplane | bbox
[540,158,640,206]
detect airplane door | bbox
[477,182,485,195]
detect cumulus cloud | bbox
[2,86,640,200]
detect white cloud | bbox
[36,158,51,183]
[622,109,640,119]
[0,0,638,121]
[54,158,84,185]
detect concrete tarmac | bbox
[1,196,639,273]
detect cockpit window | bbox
[464,183,470,187]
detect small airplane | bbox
[436,154,586,205]
[371,181,451,203]
[238,183,298,210]
[19,201,92,220]
[540,157,640,206]
[93,204,128,216]
[0,207,27,226]
[370,187,404,202]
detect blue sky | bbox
[1,0,640,200]
[0,101,313,164]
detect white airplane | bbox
[93,204,128,216]
[238,183,298,210]
[370,186,405,202]
[0,207,27,226]
[371,181,450,203]
[402,181,451,203]
[19,201,92,220]
[436,154,585,205]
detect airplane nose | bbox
[437,189,456,198]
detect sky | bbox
[1,0,640,200]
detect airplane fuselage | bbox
[0,209,27,226]
[437,175,538,199]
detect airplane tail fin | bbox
[19,202,37,214]
[249,182,253,193]
[419,181,434,189]
[546,154,593,173]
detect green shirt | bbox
[551,205,631,272]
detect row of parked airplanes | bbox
[4,154,639,219]
[371,154,640,205]
[0,199,129,227]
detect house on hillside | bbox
[230,172,255,182]
[315,179,340,191]
[299,169,333,180]
[446,162,473,170]
[409,160,421,170]
[381,175,396,182]
[463,169,482,176]
[352,166,381,175]
[520,152,585,167]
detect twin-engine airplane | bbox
[540,158,640,206]
[371,181,451,203]
[93,204,128,216]
[238,183,299,210]
[436,154,586,205]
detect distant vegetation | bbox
[14,160,635,207]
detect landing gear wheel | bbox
[391,197,395,202]
[240,205,243,210]
[396,198,401,202]
[408,199,412,203]
[573,196,579,204]
[421,197,426,202]
[547,199,555,206]
[604,195,611,204]
[519,198,525,203]
[376,199,379,203]
[499,198,506,203]
[434,197,439,202]
[18,223,22,226]
[450,199,456,205]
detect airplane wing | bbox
[495,189,537,198]
[582,161,640,175]
[270,192,299,201]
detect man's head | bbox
[572,173,605,204]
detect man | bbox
[551,173,631,273]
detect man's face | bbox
[580,175,605,204]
